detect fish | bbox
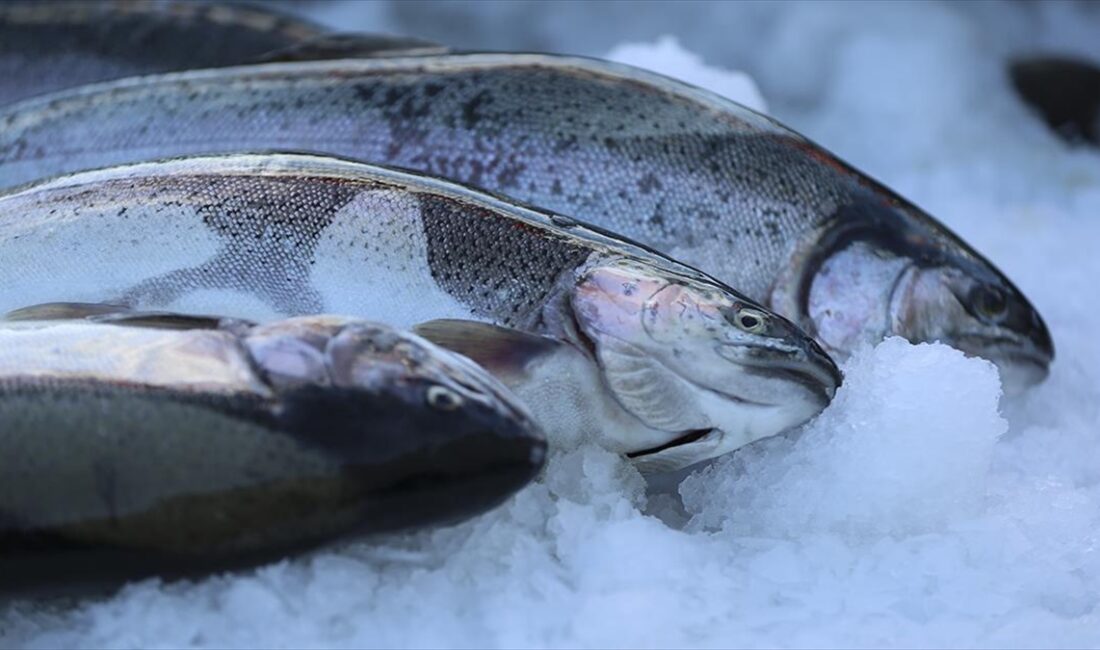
[1010,56,1100,146]
[0,53,1051,389]
[0,1,452,107]
[0,153,840,473]
[0,0,325,106]
[0,310,545,592]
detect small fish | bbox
[0,53,1050,389]
[0,0,326,105]
[0,153,840,472]
[1011,56,1100,146]
[0,310,545,592]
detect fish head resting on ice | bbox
[769,167,1054,394]
[542,256,841,473]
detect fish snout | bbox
[273,369,546,533]
[721,335,842,405]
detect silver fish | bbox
[0,53,1050,389]
[0,153,840,472]
[0,311,545,592]
[0,0,328,106]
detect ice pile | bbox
[683,338,1006,540]
[605,35,769,112]
[4,2,1100,647]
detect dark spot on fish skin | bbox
[637,173,662,195]
[554,135,578,153]
[383,87,404,107]
[765,221,780,238]
[496,160,526,189]
[551,179,563,196]
[399,96,429,120]
[461,90,491,129]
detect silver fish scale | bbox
[418,194,590,328]
[0,56,865,304]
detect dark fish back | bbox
[0,1,324,105]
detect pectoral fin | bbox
[413,319,561,380]
[3,302,244,331]
[5,302,130,322]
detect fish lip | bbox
[952,332,1054,369]
[951,332,1052,388]
[721,341,842,403]
[625,427,716,459]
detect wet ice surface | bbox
[3,2,1100,647]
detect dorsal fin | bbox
[413,319,560,379]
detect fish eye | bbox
[734,308,767,333]
[972,285,1008,321]
[427,385,464,411]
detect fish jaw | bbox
[555,257,839,471]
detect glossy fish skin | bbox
[0,153,840,472]
[0,313,545,592]
[0,53,1050,389]
[0,0,323,106]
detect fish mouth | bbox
[626,428,715,459]
[952,333,1052,390]
[725,340,843,404]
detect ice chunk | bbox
[605,35,769,113]
[682,338,1007,540]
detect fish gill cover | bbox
[2,1,1099,647]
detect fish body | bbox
[0,153,840,472]
[0,53,1050,388]
[0,0,324,106]
[0,313,545,592]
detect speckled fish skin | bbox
[0,313,545,593]
[0,53,1051,389]
[0,0,323,106]
[0,153,840,472]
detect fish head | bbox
[242,316,546,529]
[888,259,1053,392]
[550,257,841,472]
[790,198,1054,393]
